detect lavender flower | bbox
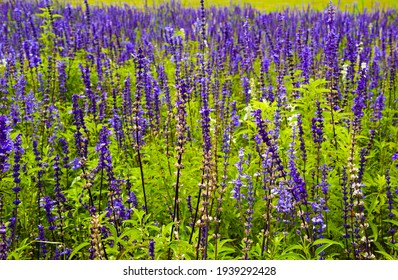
[275,181,295,223]
[125,179,138,219]
[288,126,308,207]
[96,126,127,224]
[311,101,324,144]
[36,224,48,259]
[371,93,385,122]
[54,246,71,260]
[109,110,125,150]
[352,66,368,130]
[231,148,246,209]
[23,90,36,122]
[40,196,57,231]
[79,64,96,117]
[341,167,350,240]
[0,115,13,174]
[58,138,70,169]
[297,114,307,172]
[71,95,88,159]
[57,61,67,101]
[12,134,23,185]
[242,76,251,105]
[392,153,398,169]
[53,154,66,205]
[0,223,8,260]
[149,240,155,260]
[9,134,24,244]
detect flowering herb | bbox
[0,0,396,261]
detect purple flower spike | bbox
[0,115,13,174]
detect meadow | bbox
[67,0,398,11]
[0,0,397,260]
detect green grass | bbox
[65,0,397,11]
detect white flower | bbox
[243,104,252,121]
[287,114,299,126]
[341,63,349,80]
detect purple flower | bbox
[40,196,57,231]
[352,66,368,130]
[71,95,88,159]
[96,127,127,222]
[372,93,385,122]
[36,224,48,259]
[122,75,132,119]
[149,240,155,260]
[58,61,67,101]
[70,158,81,170]
[341,167,350,239]
[242,76,251,105]
[109,110,125,149]
[23,90,37,122]
[58,138,70,169]
[311,101,324,144]
[393,153,398,170]
[297,114,307,168]
[53,154,66,204]
[230,101,240,128]
[79,64,96,116]
[23,40,41,68]
[276,181,294,219]
[125,179,138,219]
[288,126,308,205]
[12,134,23,185]
[0,115,13,173]
[231,148,246,207]
[253,109,286,178]
[0,223,8,260]
[54,247,71,260]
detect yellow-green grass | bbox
[65,0,397,11]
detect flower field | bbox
[0,0,397,260]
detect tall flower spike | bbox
[297,114,307,174]
[169,43,188,252]
[0,223,8,260]
[36,224,47,259]
[311,101,324,145]
[89,209,104,260]
[40,196,57,231]
[0,115,13,174]
[325,1,340,109]
[133,47,148,214]
[385,170,396,244]
[9,133,24,246]
[149,240,155,260]
[371,93,385,123]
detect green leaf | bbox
[312,239,344,256]
[312,238,344,247]
[120,229,141,241]
[276,252,305,260]
[384,219,398,227]
[375,250,394,260]
[69,242,90,260]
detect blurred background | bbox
[65,0,397,11]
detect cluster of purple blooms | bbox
[0,0,397,260]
